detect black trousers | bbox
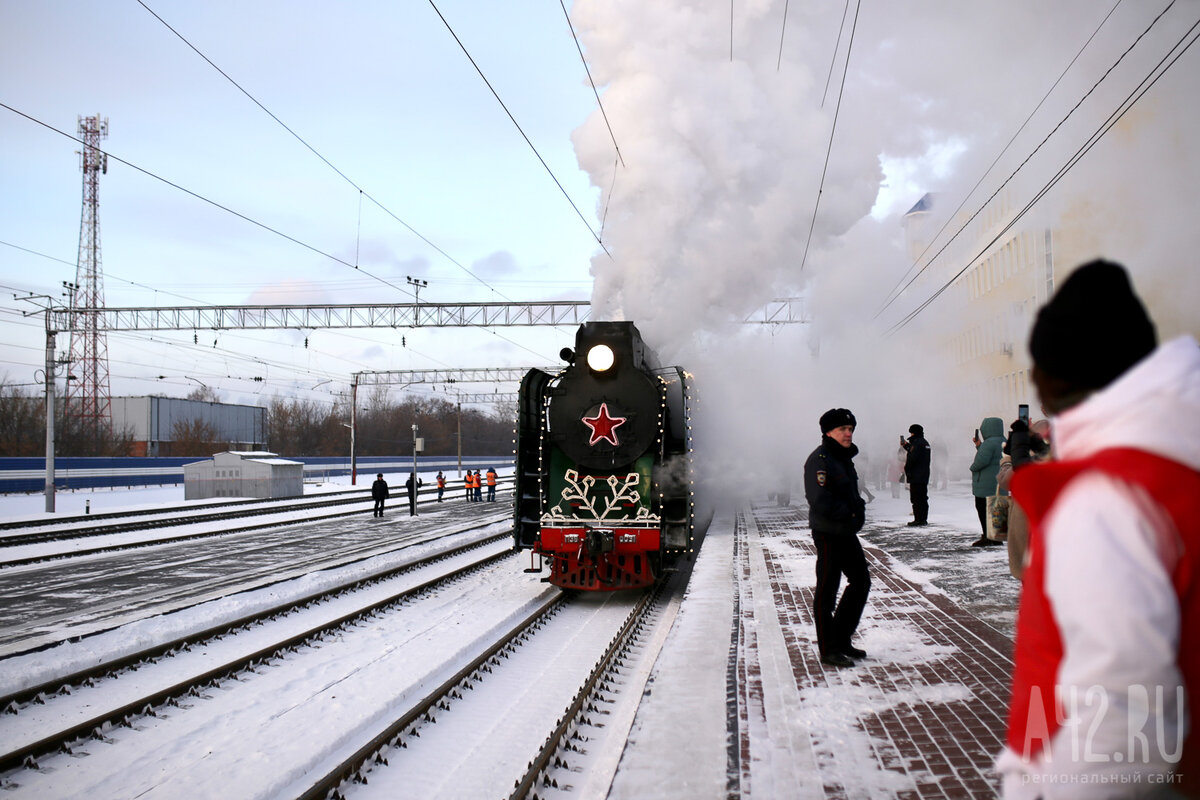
[373,499,384,517]
[811,530,870,657]
[909,481,928,523]
[975,496,988,536]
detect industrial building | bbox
[110,396,267,457]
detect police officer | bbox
[804,408,870,669]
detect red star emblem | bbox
[581,402,627,447]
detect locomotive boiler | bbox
[513,321,695,590]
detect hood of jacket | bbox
[979,416,1006,440]
[1053,335,1200,470]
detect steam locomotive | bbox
[513,321,695,590]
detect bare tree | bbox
[0,378,43,456]
[170,418,219,456]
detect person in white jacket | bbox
[997,260,1200,798]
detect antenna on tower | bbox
[65,114,114,453]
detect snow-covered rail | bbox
[0,535,518,783]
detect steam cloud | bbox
[570,1,1200,504]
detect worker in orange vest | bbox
[486,467,497,502]
[464,471,473,502]
[436,471,446,502]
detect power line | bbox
[557,0,624,169]
[820,0,852,106]
[875,0,1168,322]
[425,0,609,257]
[799,0,861,273]
[0,103,379,276]
[872,0,1131,319]
[135,0,504,302]
[885,15,1200,336]
[776,0,792,72]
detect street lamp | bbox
[342,422,355,485]
[411,423,424,516]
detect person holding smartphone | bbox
[969,417,1006,547]
[900,424,931,526]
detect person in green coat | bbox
[969,416,1006,547]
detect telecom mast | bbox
[65,114,113,448]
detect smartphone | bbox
[974,428,980,440]
[1019,404,1030,425]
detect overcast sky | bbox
[2,1,1197,456]
[1,0,601,408]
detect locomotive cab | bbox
[513,322,694,590]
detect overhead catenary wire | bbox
[776,0,792,72]
[820,0,852,107]
[798,0,861,273]
[558,0,624,169]
[426,0,610,257]
[135,0,511,303]
[884,15,1200,337]
[872,0,1131,319]
[0,103,402,288]
[874,0,1167,322]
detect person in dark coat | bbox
[803,408,870,669]
[901,424,931,526]
[370,473,388,517]
[404,472,423,516]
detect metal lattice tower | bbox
[65,114,113,441]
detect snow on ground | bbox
[0,476,1019,798]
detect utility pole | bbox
[43,311,57,512]
[349,376,358,485]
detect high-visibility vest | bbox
[486,472,496,487]
[437,476,445,488]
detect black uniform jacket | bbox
[804,437,866,536]
[903,434,932,485]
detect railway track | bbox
[320,568,689,800]
[0,479,514,569]
[0,489,368,533]
[0,544,693,799]
[0,479,514,546]
[0,532,517,776]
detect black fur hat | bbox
[908,424,923,435]
[1029,260,1156,390]
[820,408,857,433]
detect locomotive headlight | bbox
[586,344,615,372]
